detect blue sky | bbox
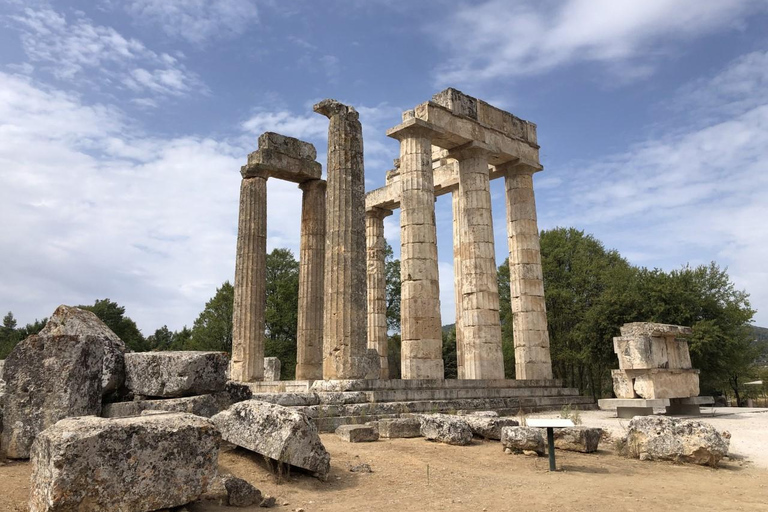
[1,0,767,333]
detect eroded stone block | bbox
[124,351,228,398]
[264,357,281,381]
[335,424,379,443]
[377,417,422,438]
[501,426,545,455]
[552,426,602,453]
[419,414,473,445]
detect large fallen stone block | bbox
[125,351,228,397]
[102,392,232,418]
[501,426,545,455]
[552,427,602,453]
[621,415,730,466]
[464,416,519,440]
[336,424,379,442]
[1,334,103,459]
[377,417,422,438]
[419,414,473,446]
[38,305,128,396]
[211,400,330,478]
[29,413,219,512]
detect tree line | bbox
[2,229,764,402]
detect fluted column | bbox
[452,189,465,379]
[366,207,392,379]
[390,124,444,380]
[314,99,368,379]
[296,179,326,380]
[501,162,553,380]
[231,170,267,382]
[452,143,504,379]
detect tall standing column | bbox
[452,143,504,379]
[296,179,326,380]
[501,162,553,380]
[314,99,368,379]
[388,121,444,379]
[231,168,268,382]
[451,189,465,379]
[366,207,392,379]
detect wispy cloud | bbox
[431,0,768,86]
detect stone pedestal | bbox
[452,143,504,379]
[296,179,326,380]
[314,99,368,379]
[388,121,444,380]
[366,207,392,379]
[231,171,268,382]
[501,163,552,380]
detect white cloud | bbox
[123,0,259,45]
[9,6,205,98]
[431,0,768,85]
[241,111,328,141]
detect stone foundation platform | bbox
[242,379,595,432]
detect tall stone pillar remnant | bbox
[314,99,368,379]
[231,168,268,382]
[451,189,465,379]
[451,142,504,379]
[366,207,392,379]
[296,179,327,380]
[387,118,444,380]
[500,161,553,380]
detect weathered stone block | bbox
[223,475,263,507]
[336,424,379,443]
[258,131,317,161]
[101,392,232,418]
[1,334,103,459]
[38,305,128,396]
[621,415,729,466]
[633,370,700,399]
[125,351,228,398]
[552,427,602,453]
[29,413,220,512]
[211,401,330,478]
[264,357,281,381]
[419,414,473,446]
[376,417,422,438]
[500,426,545,455]
[465,416,520,440]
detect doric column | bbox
[500,161,553,380]
[366,207,392,379]
[314,99,368,379]
[231,168,267,382]
[388,120,444,380]
[451,143,504,380]
[296,179,326,380]
[451,189,465,379]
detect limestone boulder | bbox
[125,351,228,398]
[38,305,128,396]
[419,414,473,446]
[552,427,602,453]
[336,424,379,442]
[465,416,520,440]
[501,426,545,455]
[1,334,103,459]
[377,417,422,439]
[211,400,331,478]
[29,413,219,512]
[102,392,232,418]
[263,357,281,381]
[621,415,730,466]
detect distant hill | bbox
[750,325,768,365]
[442,323,455,333]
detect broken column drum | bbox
[366,207,392,379]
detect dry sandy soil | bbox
[2,409,767,512]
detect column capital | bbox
[299,178,327,192]
[240,164,270,180]
[386,117,447,142]
[365,206,393,219]
[447,141,495,161]
[496,158,543,175]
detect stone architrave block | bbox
[37,305,128,396]
[500,426,545,455]
[101,392,232,418]
[124,351,228,398]
[29,413,220,512]
[1,334,103,459]
[632,370,700,399]
[377,417,422,439]
[258,132,317,161]
[335,424,379,443]
[419,414,473,446]
[621,415,730,466]
[464,416,520,440]
[552,427,602,453]
[611,370,637,399]
[210,401,330,478]
[264,357,281,381]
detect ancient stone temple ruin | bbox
[228,89,588,428]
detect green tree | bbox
[189,282,234,352]
[0,311,20,359]
[147,325,174,351]
[79,299,147,351]
[497,262,516,378]
[385,242,401,333]
[442,325,458,379]
[264,248,300,379]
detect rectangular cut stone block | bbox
[611,370,636,399]
[335,424,379,442]
[552,426,602,453]
[633,370,700,399]
[29,413,219,512]
[258,132,317,160]
[102,393,232,418]
[245,149,321,183]
[264,357,281,381]
[377,417,422,438]
[125,351,229,398]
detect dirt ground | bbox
[2,427,767,512]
